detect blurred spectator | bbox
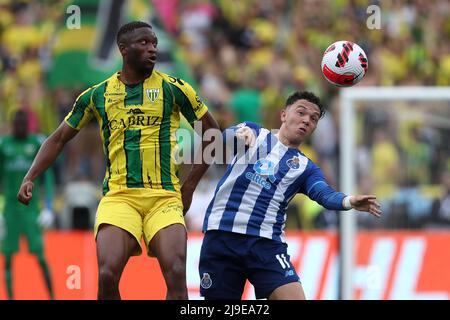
[428,172,450,227]
[229,83,262,123]
[403,126,432,185]
[371,128,400,199]
[383,178,433,229]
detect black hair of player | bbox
[285,91,325,119]
[116,21,153,46]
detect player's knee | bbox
[168,259,185,279]
[98,267,119,288]
[164,256,187,299]
[162,254,186,281]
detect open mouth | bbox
[298,127,307,134]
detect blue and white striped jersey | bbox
[203,122,347,243]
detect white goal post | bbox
[339,87,450,300]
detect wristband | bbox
[343,196,353,210]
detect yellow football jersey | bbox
[64,70,208,195]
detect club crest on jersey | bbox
[200,273,212,289]
[146,88,160,103]
[286,156,300,169]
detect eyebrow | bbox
[297,105,320,117]
[136,32,157,39]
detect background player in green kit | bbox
[0,110,55,299]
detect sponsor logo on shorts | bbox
[285,269,295,277]
[161,203,183,215]
[200,273,212,289]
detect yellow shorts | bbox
[94,188,185,256]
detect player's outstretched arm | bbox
[18,122,79,205]
[347,195,382,218]
[304,164,382,219]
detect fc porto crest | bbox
[200,273,212,289]
[146,88,160,103]
[286,156,301,169]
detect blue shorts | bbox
[199,230,300,299]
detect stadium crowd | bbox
[0,0,449,231]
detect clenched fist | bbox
[17,180,34,205]
[235,126,256,147]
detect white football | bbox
[321,40,368,87]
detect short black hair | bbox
[116,21,152,46]
[285,91,325,119]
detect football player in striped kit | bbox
[18,21,219,300]
[199,91,381,300]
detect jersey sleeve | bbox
[64,87,95,130]
[167,77,209,123]
[299,161,347,210]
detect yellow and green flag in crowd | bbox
[47,0,196,89]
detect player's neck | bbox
[119,67,153,85]
[275,130,301,149]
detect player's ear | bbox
[118,42,127,56]
[280,108,287,123]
